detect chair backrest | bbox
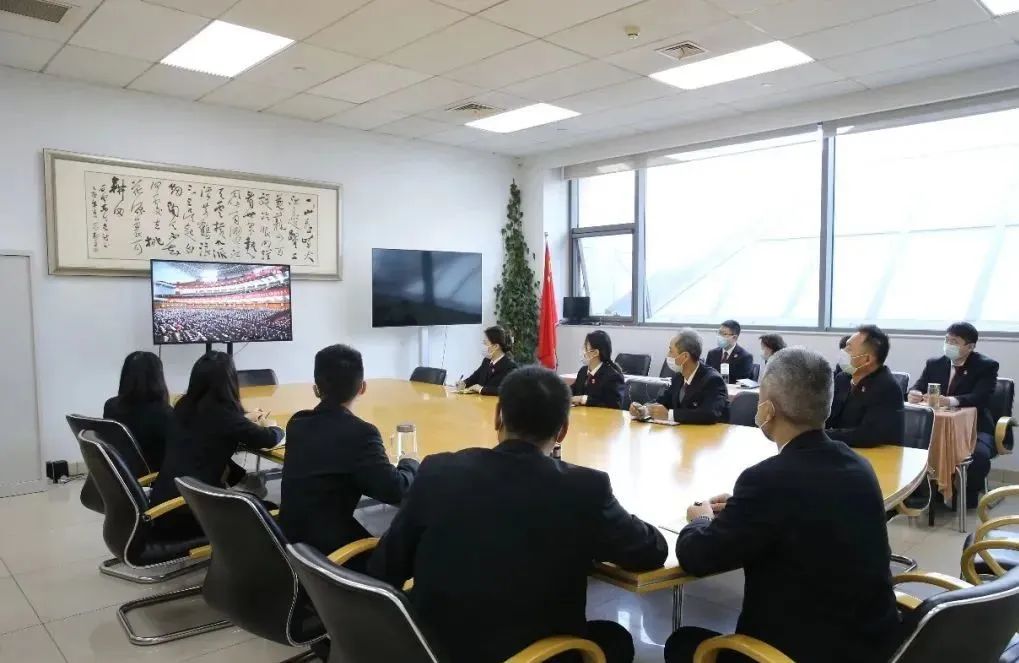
[288,543,440,663]
[659,360,676,379]
[410,366,447,386]
[891,372,911,399]
[992,378,1015,451]
[175,477,314,646]
[68,414,150,514]
[902,404,935,450]
[615,353,651,377]
[893,568,1019,662]
[236,369,278,388]
[77,431,148,562]
[751,363,761,382]
[628,377,668,406]
[728,391,759,427]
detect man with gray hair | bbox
[663,347,900,663]
[629,328,728,424]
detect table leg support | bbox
[956,463,968,533]
[672,585,684,631]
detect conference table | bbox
[242,379,928,629]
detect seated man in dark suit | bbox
[826,324,904,448]
[705,319,754,384]
[280,344,419,562]
[368,366,667,663]
[908,322,1000,507]
[629,328,729,424]
[664,348,901,663]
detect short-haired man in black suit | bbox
[281,344,419,561]
[908,322,1000,507]
[630,328,729,424]
[825,324,905,448]
[368,367,667,663]
[664,348,901,663]
[705,319,755,384]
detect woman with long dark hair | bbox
[149,352,283,525]
[104,351,174,470]
[758,334,787,364]
[570,330,626,409]
[458,326,519,396]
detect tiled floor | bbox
[0,480,1010,663]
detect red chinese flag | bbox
[537,240,558,369]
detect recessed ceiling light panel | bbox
[161,20,294,78]
[979,0,1019,16]
[466,103,579,133]
[650,41,813,90]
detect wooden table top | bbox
[243,380,928,591]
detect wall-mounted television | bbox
[151,259,293,345]
[372,249,482,328]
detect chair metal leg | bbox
[891,554,919,573]
[672,585,684,631]
[100,557,208,584]
[279,650,319,662]
[117,585,231,646]
[956,461,971,533]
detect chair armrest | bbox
[894,590,923,611]
[692,635,794,663]
[137,472,159,487]
[996,416,1016,456]
[973,515,1019,544]
[328,537,379,565]
[268,509,279,518]
[505,637,606,663]
[978,486,1019,522]
[893,571,972,592]
[143,496,186,520]
[962,539,1019,584]
[189,545,211,560]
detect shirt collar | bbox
[491,354,503,366]
[684,363,699,386]
[589,362,602,376]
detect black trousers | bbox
[966,432,995,505]
[665,627,749,663]
[551,621,634,663]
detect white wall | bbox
[0,66,515,462]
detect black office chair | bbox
[287,542,606,663]
[992,378,1015,456]
[67,414,156,515]
[751,363,761,382]
[659,360,676,379]
[891,371,911,400]
[628,377,668,407]
[728,391,759,427]
[887,404,936,571]
[167,478,324,657]
[237,369,278,388]
[615,353,651,377]
[957,483,1019,583]
[77,431,210,596]
[410,366,447,385]
[691,568,1019,663]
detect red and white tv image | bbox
[151,260,293,345]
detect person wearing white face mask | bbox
[457,326,519,395]
[570,330,626,409]
[824,324,904,448]
[664,347,900,663]
[628,328,728,424]
[705,320,754,384]
[907,322,999,508]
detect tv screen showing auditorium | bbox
[372,249,483,328]
[151,259,293,345]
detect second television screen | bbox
[372,249,482,327]
[152,260,293,344]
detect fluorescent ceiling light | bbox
[979,0,1019,15]
[466,103,579,133]
[650,41,813,90]
[162,20,294,77]
[666,132,817,162]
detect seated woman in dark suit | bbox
[457,326,518,396]
[570,330,626,410]
[103,351,174,471]
[149,351,283,536]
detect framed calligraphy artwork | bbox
[44,149,341,279]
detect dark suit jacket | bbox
[149,404,283,505]
[570,363,626,410]
[103,397,174,471]
[367,440,667,663]
[676,430,900,663]
[280,402,418,555]
[655,363,730,424]
[464,355,519,395]
[911,352,999,435]
[826,366,905,448]
[706,343,755,383]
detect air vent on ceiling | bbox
[655,41,705,62]
[0,0,71,23]
[445,102,502,117]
